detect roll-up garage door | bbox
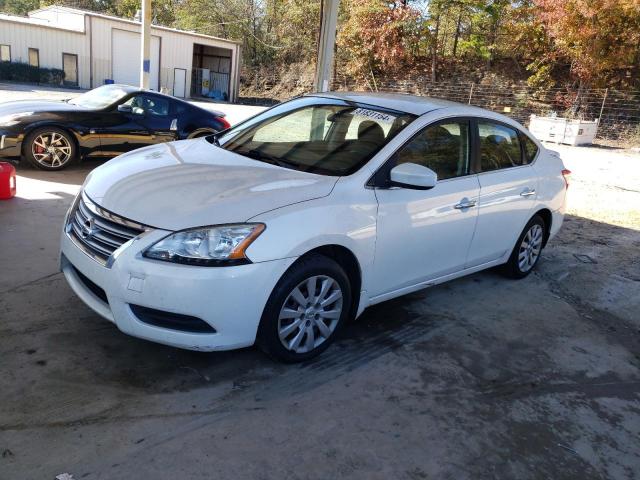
[112,29,160,90]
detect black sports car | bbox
[0,84,230,170]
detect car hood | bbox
[83,139,339,231]
[0,100,82,117]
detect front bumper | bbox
[60,226,296,351]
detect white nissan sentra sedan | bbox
[60,92,569,362]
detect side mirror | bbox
[117,104,132,113]
[389,163,437,190]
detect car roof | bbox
[307,91,527,131]
[308,91,486,116]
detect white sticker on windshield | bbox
[351,108,394,124]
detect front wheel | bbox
[24,127,77,170]
[257,254,352,363]
[502,215,546,279]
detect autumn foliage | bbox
[337,1,422,77]
[3,0,639,89]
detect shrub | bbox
[0,61,65,86]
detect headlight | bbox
[143,223,265,266]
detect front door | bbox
[174,68,186,98]
[62,53,78,86]
[465,120,538,267]
[370,119,480,298]
[96,94,177,156]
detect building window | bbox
[0,45,10,62]
[28,48,39,68]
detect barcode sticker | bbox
[351,108,394,123]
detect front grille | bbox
[67,192,148,266]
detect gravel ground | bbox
[0,84,639,479]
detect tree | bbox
[534,0,640,87]
[0,0,42,15]
[337,0,422,82]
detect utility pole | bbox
[140,0,152,89]
[313,0,340,93]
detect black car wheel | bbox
[24,127,77,170]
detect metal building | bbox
[0,5,241,101]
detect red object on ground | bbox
[0,162,16,200]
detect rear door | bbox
[465,119,538,267]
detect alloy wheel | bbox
[518,223,543,272]
[277,275,343,354]
[32,132,72,168]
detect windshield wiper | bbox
[204,132,220,146]
[245,149,298,169]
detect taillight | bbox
[217,116,231,130]
[561,169,571,189]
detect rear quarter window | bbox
[521,133,539,164]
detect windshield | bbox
[215,97,416,176]
[68,85,130,109]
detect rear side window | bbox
[521,133,539,163]
[478,121,524,171]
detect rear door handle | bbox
[520,188,536,197]
[454,199,477,209]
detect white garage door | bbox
[112,29,160,90]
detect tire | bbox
[257,253,352,363]
[23,127,77,170]
[502,214,546,279]
[189,129,216,139]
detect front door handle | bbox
[454,199,477,210]
[170,118,178,131]
[520,188,536,197]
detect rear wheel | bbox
[24,127,77,170]
[502,215,546,279]
[257,254,351,363]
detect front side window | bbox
[479,121,524,171]
[395,121,470,180]
[217,97,416,176]
[28,48,39,68]
[0,45,10,62]
[124,95,170,116]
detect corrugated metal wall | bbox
[0,18,90,87]
[0,10,241,100]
